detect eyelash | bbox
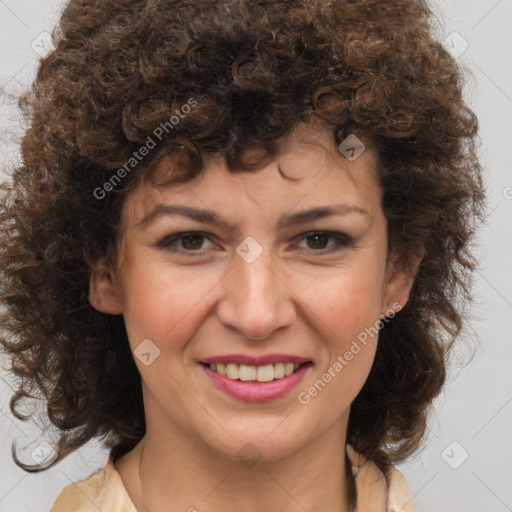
[158,231,353,256]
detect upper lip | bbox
[200,354,311,366]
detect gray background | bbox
[1,1,511,511]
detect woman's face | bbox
[90,122,413,462]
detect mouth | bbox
[199,355,313,402]
[200,361,311,383]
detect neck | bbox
[125,415,354,512]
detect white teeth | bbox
[256,364,275,382]
[284,362,295,376]
[239,364,257,381]
[274,362,285,379]
[226,363,239,379]
[207,361,305,382]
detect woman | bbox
[0,0,485,510]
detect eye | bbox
[158,230,353,257]
[158,232,216,253]
[293,231,352,255]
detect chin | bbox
[195,415,317,465]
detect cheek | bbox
[293,262,384,385]
[117,257,221,349]
[293,279,382,424]
[300,278,382,412]
[301,263,384,337]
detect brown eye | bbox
[294,231,352,255]
[180,234,206,250]
[159,232,214,253]
[305,233,330,250]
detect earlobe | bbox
[381,271,414,317]
[89,264,123,315]
[381,246,423,316]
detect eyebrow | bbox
[136,203,369,230]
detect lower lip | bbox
[201,363,312,402]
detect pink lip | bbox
[201,362,313,402]
[200,353,311,366]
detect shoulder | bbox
[387,466,418,512]
[346,444,418,512]
[50,457,137,512]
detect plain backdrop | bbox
[1,1,511,511]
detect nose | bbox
[215,245,297,340]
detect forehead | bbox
[120,123,382,230]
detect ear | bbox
[381,244,424,316]
[89,260,123,315]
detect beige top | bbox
[50,445,418,512]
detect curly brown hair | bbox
[0,0,484,480]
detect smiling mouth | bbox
[201,362,310,383]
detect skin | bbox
[89,120,417,512]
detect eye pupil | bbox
[182,234,204,250]
[307,233,329,249]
